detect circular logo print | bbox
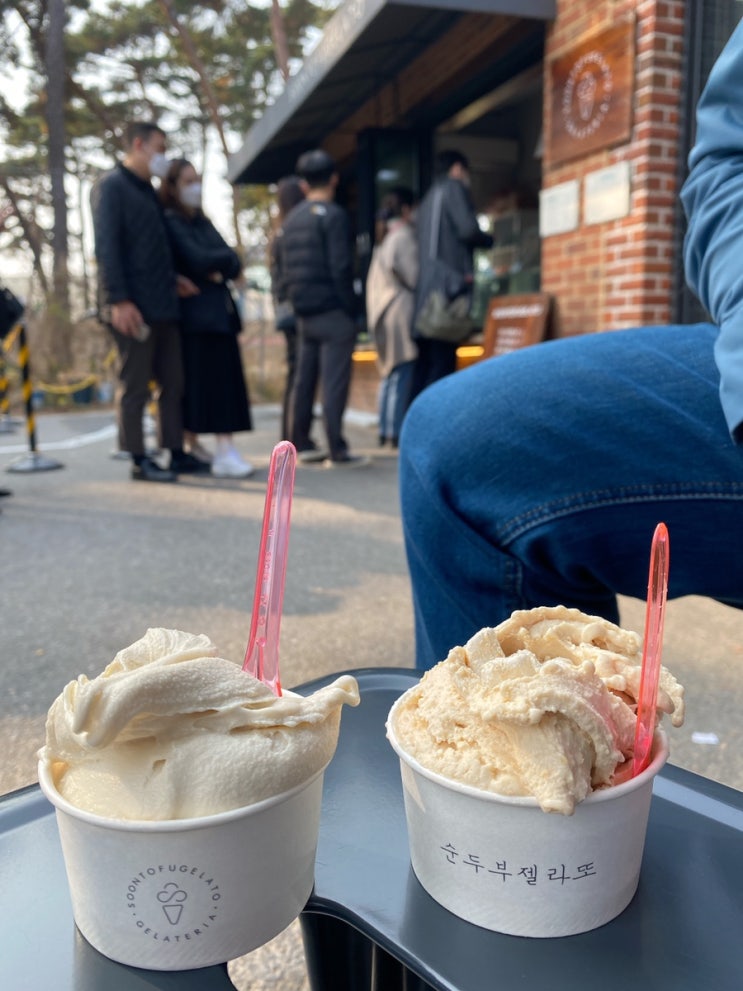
[126,862,222,943]
[561,50,613,140]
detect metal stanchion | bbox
[6,320,63,473]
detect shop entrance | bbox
[434,66,544,325]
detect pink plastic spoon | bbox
[243,441,297,696]
[631,522,670,777]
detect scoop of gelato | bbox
[390,606,684,815]
[40,628,359,820]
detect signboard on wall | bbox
[482,294,552,359]
[548,19,635,166]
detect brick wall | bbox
[542,0,686,336]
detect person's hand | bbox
[110,301,143,337]
[176,275,200,297]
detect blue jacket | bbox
[681,17,743,442]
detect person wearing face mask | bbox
[160,159,254,478]
[406,149,493,407]
[90,121,209,482]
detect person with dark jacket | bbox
[90,121,208,482]
[407,149,493,405]
[279,149,369,467]
[269,175,305,443]
[160,159,254,478]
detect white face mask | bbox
[148,152,170,179]
[179,182,203,209]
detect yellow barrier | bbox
[3,320,64,473]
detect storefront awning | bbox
[227,0,556,185]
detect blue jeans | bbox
[399,323,743,669]
[378,361,414,443]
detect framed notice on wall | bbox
[482,294,552,359]
[548,19,635,166]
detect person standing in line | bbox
[269,175,306,443]
[407,149,493,406]
[365,187,418,448]
[90,121,209,482]
[160,159,254,478]
[279,149,370,468]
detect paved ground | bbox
[1,403,741,989]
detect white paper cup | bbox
[387,694,668,938]
[38,761,324,970]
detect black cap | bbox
[296,149,337,182]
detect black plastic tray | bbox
[1,668,741,990]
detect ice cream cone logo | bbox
[561,50,613,141]
[576,73,597,121]
[157,882,188,925]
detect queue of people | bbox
[92,123,491,481]
[270,147,491,461]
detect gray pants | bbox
[111,320,184,456]
[291,310,356,460]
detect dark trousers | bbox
[292,310,356,460]
[407,337,458,408]
[111,320,184,456]
[280,323,298,442]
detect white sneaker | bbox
[211,449,255,478]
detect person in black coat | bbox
[90,121,209,482]
[279,149,369,467]
[407,149,494,405]
[160,159,254,478]
[269,175,305,443]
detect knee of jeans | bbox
[399,387,437,457]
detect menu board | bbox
[482,293,552,358]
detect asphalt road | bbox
[1,403,741,989]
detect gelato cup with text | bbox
[39,760,324,970]
[387,695,668,939]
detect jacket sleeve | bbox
[165,213,241,281]
[445,180,494,249]
[270,232,288,302]
[324,208,357,316]
[90,174,130,305]
[681,18,743,442]
[391,227,419,292]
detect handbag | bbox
[414,187,476,344]
[180,280,241,335]
[0,285,24,339]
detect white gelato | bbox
[40,628,359,820]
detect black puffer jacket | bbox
[279,199,356,317]
[90,164,179,323]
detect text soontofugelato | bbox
[389,606,684,815]
[39,628,360,820]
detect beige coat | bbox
[366,221,418,377]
